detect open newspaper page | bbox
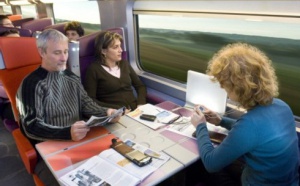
[86,106,125,127]
[60,139,170,186]
[127,104,180,130]
[59,155,140,186]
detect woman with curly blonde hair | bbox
[190,43,299,186]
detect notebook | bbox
[185,70,227,114]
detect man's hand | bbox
[107,108,121,123]
[71,121,90,141]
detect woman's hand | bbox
[191,106,206,128]
[200,105,222,126]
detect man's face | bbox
[1,18,14,27]
[40,39,69,72]
[66,30,80,41]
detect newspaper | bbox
[127,104,180,130]
[59,139,170,186]
[86,107,125,127]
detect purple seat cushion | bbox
[12,17,34,28]
[3,119,19,132]
[44,22,67,34]
[78,31,102,82]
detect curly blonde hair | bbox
[206,43,278,110]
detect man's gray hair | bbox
[36,29,68,53]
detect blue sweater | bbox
[195,98,299,186]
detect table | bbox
[36,101,203,186]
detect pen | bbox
[144,153,164,160]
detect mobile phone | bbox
[110,139,152,167]
[140,114,156,122]
[199,106,205,112]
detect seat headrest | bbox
[78,31,102,57]
[0,37,41,69]
[107,27,126,51]
[12,17,34,28]
[21,18,53,32]
[8,14,22,21]
[44,22,67,34]
[78,28,126,58]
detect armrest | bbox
[12,128,37,174]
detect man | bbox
[0,15,14,27]
[64,21,84,41]
[17,29,121,185]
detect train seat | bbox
[0,37,44,186]
[12,17,35,28]
[43,22,67,34]
[21,18,53,33]
[78,30,102,82]
[0,26,32,37]
[8,14,22,21]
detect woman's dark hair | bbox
[0,29,19,37]
[64,21,84,36]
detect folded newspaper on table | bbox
[59,139,170,186]
[86,106,125,127]
[127,104,180,130]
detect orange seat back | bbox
[0,37,43,183]
[0,37,41,122]
[8,14,22,21]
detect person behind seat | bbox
[84,31,147,112]
[0,28,20,37]
[16,29,121,186]
[190,43,299,186]
[64,21,84,41]
[0,15,14,27]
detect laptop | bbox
[185,70,227,115]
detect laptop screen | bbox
[185,70,227,114]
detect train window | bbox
[53,1,100,34]
[136,13,300,116]
[2,5,12,14]
[21,5,36,18]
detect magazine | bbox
[86,107,125,127]
[127,104,180,130]
[59,139,170,186]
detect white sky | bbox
[139,15,300,40]
[12,2,300,40]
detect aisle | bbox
[0,120,35,186]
